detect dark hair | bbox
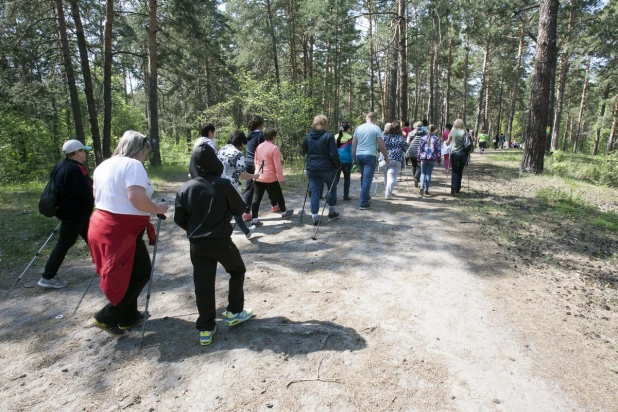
[446,123,453,129]
[404,121,410,127]
[337,121,351,146]
[199,123,215,137]
[387,121,402,136]
[228,130,248,147]
[422,119,428,127]
[428,124,438,134]
[248,115,264,131]
[263,127,277,141]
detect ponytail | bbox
[337,121,350,147]
[248,115,264,131]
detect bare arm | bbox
[352,136,358,164]
[377,137,389,162]
[127,185,168,214]
[240,171,259,180]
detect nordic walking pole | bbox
[139,212,166,349]
[72,272,96,315]
[299,182,310,223]
[312,170,339,241]
[14,222,61,286]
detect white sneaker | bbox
[37,276,68,289]
[246,225,256,239]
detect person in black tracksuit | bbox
[174,142,252,344]
[242,115,277,219]
[39,140,94,289]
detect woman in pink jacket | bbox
[251,127,294,225]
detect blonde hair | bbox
[453,119,465,129]
[366,112,377,123]
[413,121,423,128]
[383,122,392,133]
[312,114,328,131]
[113,130,149,158]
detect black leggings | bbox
[43,218,89,279]
[95,232,151,326]
[243,165,277,213]
[251,181,287,218]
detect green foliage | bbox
[545,151,618,187]
[199,71,316,165]
[0,105,60,183]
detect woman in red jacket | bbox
[88,131,168,336]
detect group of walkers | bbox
[37,111,475,346]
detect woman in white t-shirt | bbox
[217,130,260,239]
[88,131,168,337]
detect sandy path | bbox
[0,159,612,411]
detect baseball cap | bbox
[62,140,92,154]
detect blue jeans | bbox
[356,154,376,207]
[336,162,352,199]
[450,151,469,191]
[420,161,436,192]
[307,170,338,214]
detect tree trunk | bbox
[413,65,419,121]
[286,0,298,82]
[427,42,434,124]
[546,56,557,151]
[572,56,591,153]
[606,99,618,153]
[147,0,161,166]
[484,69,490,131]
[368,5,375,112]
[562,112,571,151]
[265,0,280,92]
[102,0,114,158]
[463,34,469,125]
[496,78,504,136]
[389,41,398,122]
[507,19,525,147]
[592,84,611,155]
[521,0,559,173]
[54,0,85,144]
[302,35,309,81]
[204,59,212,107]
[473,45,490,141]
[445,38,452,124]
[397,0,408,123]
[551,0,574,150]
[69,0,102,164]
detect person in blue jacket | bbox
[336,121,353,200]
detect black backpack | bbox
[463,134,474,153]
[39,164,68,217]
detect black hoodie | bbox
[302,130,340,172]
[244,129,264,167]
[174,143,245,241]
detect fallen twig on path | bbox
[286,356,341,388]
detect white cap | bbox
[62,140,92,154]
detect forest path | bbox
[0,154,614,411]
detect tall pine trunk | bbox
[147,0,161,166]
[507,20,525,147]
[473,45,490,141]
[462,35,469,125]
[69,0,102,164]
[522,0,559,173]
[397,0,408,123]
[102,0,113,158]
[368,5,375,112]
[572,57,591,153]
[592,83,611,155]
[265,0,280,92]
[607,99,618,153]
[495,78,504,136]
[445,38,452,124]
[54,0,85,143]
[551,0,574,150]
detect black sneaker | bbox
[343,196,352,201]
[118,311,150,330]
[328,212,339,221]
[313,219,320,226]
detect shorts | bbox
[479,141,487,149]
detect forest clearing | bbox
[1,151,616,411]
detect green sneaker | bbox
[199,326,217,346]
[225,309,254,326]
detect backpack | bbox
[463,134,474,153]
[39,163,70,217]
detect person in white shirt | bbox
[217,130,260,239]
[88,130,168,337]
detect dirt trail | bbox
[1,155,616,411]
